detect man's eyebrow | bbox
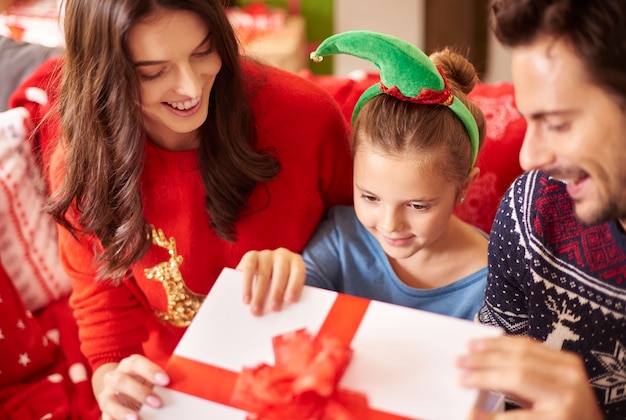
[133,32,212,67]
[525,109,573,120]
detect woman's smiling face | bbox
[127,9,222,151]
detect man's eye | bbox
[543,121,570,132]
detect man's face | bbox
[512,36,626,226]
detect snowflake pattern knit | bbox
[478,170,626,418]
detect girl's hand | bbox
[457,335,603,420]
[95,355,170,420]
[237,247,306,316]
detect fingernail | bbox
[155,372,169,385]
[125,414,138,420]
[458,371,473,387]
[243,294,250,304]
[251,304,261,315]
[146,395,162,408]
[467,338,484,351]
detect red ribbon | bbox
[166,293,414,420]
[380,66,454,106]
[231,328,366,419]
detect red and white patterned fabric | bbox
[0,261,99,419]
[0,69,99,418]
[0,106,72,312]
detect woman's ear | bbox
[458,166,480,204]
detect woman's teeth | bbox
[167,97,199,110]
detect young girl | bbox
[240,31,488,321]
[44,0,353,418]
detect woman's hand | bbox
[237,247,306,316]
[457,335,604,420]
[94,355,170,420]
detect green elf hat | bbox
[310,30,479,167]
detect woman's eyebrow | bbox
[133,32,212,67]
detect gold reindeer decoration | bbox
[144,226,205,327]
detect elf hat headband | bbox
[310,30,479,167]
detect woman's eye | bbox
[138,67,166,81]
[194,44,215,57]
[197,48,214,57]
[139,72,164,82]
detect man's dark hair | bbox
[490,0,626,102]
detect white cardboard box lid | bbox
[143,267,503,419]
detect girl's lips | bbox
[383,235,413,247]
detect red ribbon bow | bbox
[231,328,369,420]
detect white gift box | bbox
[142,267,503,419]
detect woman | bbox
[48,0,353,418]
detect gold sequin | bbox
[144,226,205,327]
[442,93,454,106]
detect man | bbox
[458,1,626,418]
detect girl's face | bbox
[353,141,462,261]
[127,9,222,151]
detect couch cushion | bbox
[0,107,72,311]
[0,261,57,388]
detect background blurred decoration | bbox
[235,0,333,74]
[0,0,63,47]
[227,1,287,45]
[228,1,308,73]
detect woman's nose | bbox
[173,63,202,98]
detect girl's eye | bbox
[361,194,377,202]
[410,203,428,211]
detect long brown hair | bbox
[351,48,486,186]
[50,0,280,280]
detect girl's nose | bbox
[381,206,403,233]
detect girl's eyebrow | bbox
[133,32,212,67]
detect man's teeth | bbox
[167,97,200,110]
[561,175,586,185]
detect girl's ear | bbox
[458,166,480,204]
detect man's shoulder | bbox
[508,171,570,211]
[508,171,614,243]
